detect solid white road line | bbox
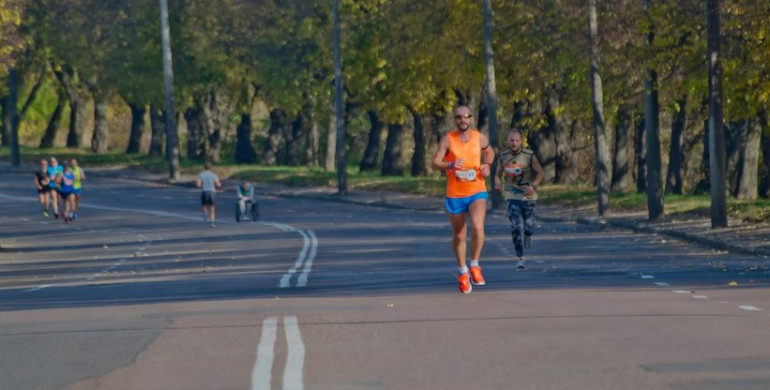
[296,231,317,288]
[739,305,763,311]
[280,230,310,288]
[252,317,278,390]
[252,317,306,390]
[283,316,305,390]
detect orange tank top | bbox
[445,129,488,198]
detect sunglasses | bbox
[454,114,473,120]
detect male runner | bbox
[34,159,52,217]
[431,105,495,293]
[494,129,544,269]
[196,162,222,227]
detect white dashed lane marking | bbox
[643,272,765,313]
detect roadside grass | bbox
[4,146,768,222]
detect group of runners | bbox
[432,105,545,294]
[34,157,86,223]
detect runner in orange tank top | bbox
[431,105,495,293]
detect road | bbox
[1,170,770,390]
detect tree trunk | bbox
[263,109,287,166]
[666,96,687,194]
[360,111,385,172]
[53,66,87,148]
[126,102,146,154]
[725,120,743,193]
[284,113,304,166]
[148,105,165,157]
[235,113,257,164]
[306,115,320,168]
[707,0,727,227]
[410,109,428,176]
[90,94,109,153]
[7,69,20,166]
[611,106,633,192]
[381,122,405,176]
[644,69,664,221]
[333,0,347,193]
[0,97,8,146]
[635,116,647,193]
[644,0,664,221]
[325,113,337,171]
[200,91,233,164]
[760,109,770,199]
[734,117,761,200]
[482,0,504,207]
[547,90,578,184]
[185,108,206,160]
[589,0,610,217]
[39,88,67,148]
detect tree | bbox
[707,0,727,227]
[333,0,347,193]
[1,0,24,166]
[643,0,664,221]
[160,0,179,179]
[589,0,611,217]
[483,0,502,209]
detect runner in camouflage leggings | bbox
[494,129,544,269]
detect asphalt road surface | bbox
[1,170,770,390]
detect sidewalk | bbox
[6,163,770,258]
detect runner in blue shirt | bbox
[58,163,76,223]
[46,157,63,219]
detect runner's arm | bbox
[430,135,453,171]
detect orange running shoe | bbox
[469,266,486,286]
[458,273,472,294]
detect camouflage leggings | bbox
[506,199,536,257]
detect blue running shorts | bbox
[445,191,489,214]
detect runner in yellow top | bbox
[431,105,495,294]
[69,158,86,219]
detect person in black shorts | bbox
[196,162,222,227]
[34,159,52,217]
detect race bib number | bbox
[504,162,523,177]
[455,169,477,182]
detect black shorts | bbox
[201,191,216,206]
[38,187,52,194]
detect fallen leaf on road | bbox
[728,281,738,286]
